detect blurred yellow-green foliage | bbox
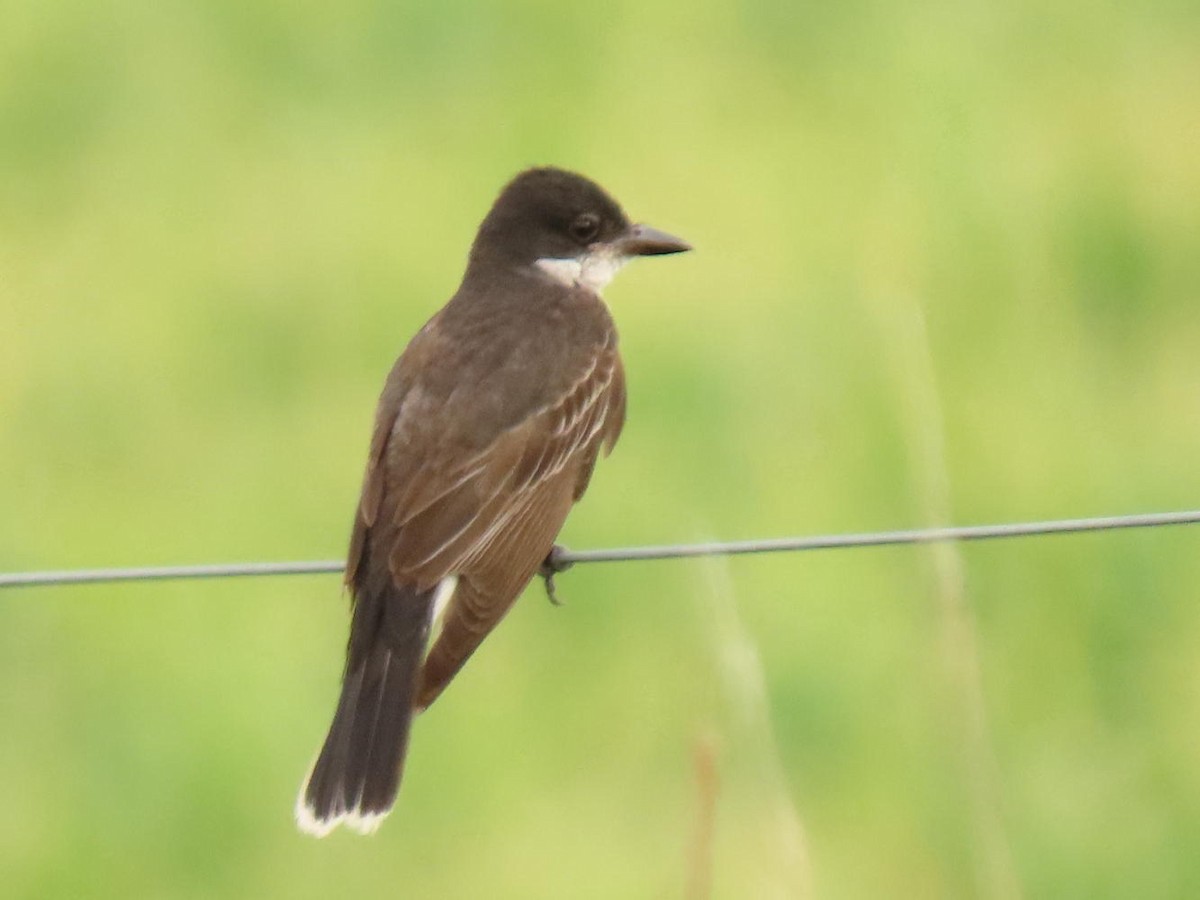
[3,1,1200,897]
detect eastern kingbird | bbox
[296,167,690,836]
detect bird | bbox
[295,167,690,836]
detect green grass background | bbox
[3,1,1200,897]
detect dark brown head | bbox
[467,167,690,291]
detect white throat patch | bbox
[535,250,627,293]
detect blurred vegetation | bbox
[3,1,1200,897]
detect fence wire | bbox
[2,509,1198,590]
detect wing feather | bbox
[375,332,622,591]
[343,308,628,711]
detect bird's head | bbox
[469,167,691,292]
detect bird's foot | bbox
[538,545,574,606]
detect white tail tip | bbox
[294,763,392,837]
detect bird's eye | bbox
[569,213,601,244]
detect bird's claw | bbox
[538,545,574,606]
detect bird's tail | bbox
[296,577,434,837]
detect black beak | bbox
[613,223,692,257]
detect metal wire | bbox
[0,560,346,589]
[2,509,1198,590]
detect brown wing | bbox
[344,354,411,589]
[343,299,624,707]
[389,330,624,589]
[412,352,623,708]
[400,337,624,709]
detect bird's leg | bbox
[538,544,575,606]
